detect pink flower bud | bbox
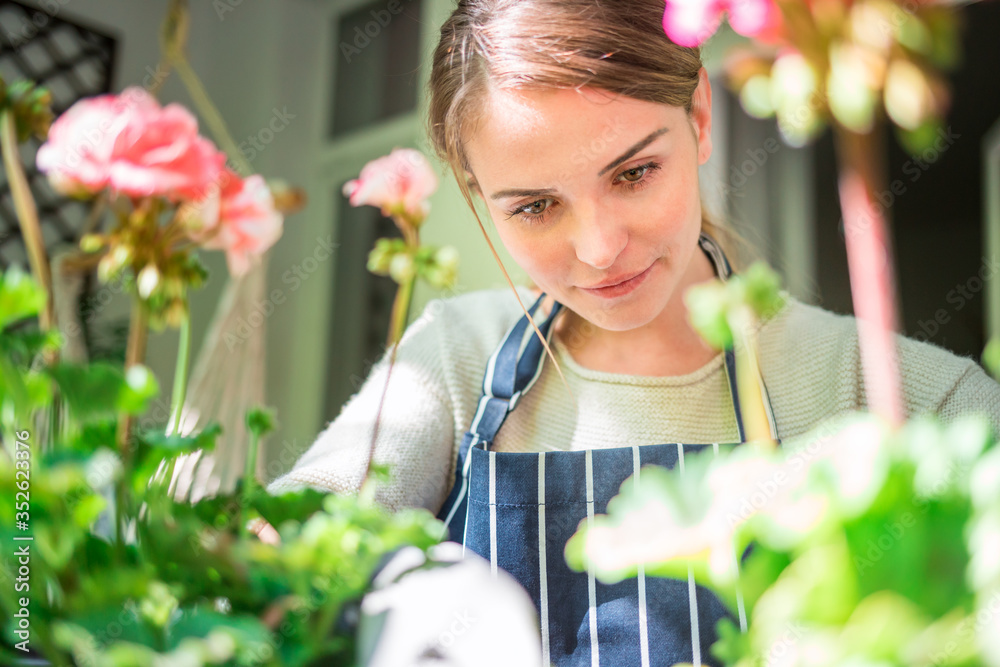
[342,148,438,223]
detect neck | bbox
[554,247,721,376]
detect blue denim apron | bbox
[435,233,778,667]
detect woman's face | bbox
[464,67,714,336]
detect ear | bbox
[464,171,482,197]
[690,67,713,166]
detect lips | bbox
[583,267,650,289]
[579,264,654,299]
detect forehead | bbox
[465,86,677,181]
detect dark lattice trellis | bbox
[0,0,117,270]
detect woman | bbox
[267,1,1000,664]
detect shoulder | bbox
[760,294,978,376]
[758,294,1000,430]
[758,295,858,355]
[412,285,538,338]
[400,285,539,367]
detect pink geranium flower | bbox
[37,86,227,202]
[342,148,438,223]
[663,0,783,48]
[193,170,284,277]
[35,90,151,195]
[108,92,226,202]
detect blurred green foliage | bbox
[0,267,445,666]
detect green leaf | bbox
[63,421,119,456]
[685,280,734,350]
[72,492,108,528]
[0,328,62,361]
[59,604,160,647]
[983,337,1000,383]
[0,265,47,330]
[35,522,81,570]
[741,262,786,320]
[710,616,752,665]
[251,486,328,528]
[165,607,269,653]
[838,591,929,659]
[895,117,946,157]
[138,422,222,457]
[133,423,222,489]
[118,365,159,414]
[0,355,54,423]
[46,362,159,423]
[923,8,961,71]
[565,454,718,583]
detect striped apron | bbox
[435,233,778,667]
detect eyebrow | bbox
[486,126,670,201]
[597,127,669,176]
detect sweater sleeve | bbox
[885,328,1000,436]
[758,298,1000,439]
[265,296,457,514]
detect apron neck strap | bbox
[471,232,778,447]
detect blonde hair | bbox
[424,0,741,387]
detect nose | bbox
[571,203,628,270]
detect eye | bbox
[504,197,555,222]
[504,160,662,224]
[615,161,662,190]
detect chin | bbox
[574,290,670,332]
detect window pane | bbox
[330,0,423,138]
[323,182,402,419]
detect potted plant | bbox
[0,10,453,662]
[563,1,1000,663]
[567,264,999,665]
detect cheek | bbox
[640,167,702,239]
[492,217,565,281]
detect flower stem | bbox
[114,295,148,561]
[239,427,261,540]
[0,109,56,337]
[168,313,192,436]
[364,273,416,486]
[834,126,904,428]
[730,307,774,447]
[116,296,149,454]
[386,274,415,350]
[161,0,254,178]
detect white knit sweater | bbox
[266,285,1000,513]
